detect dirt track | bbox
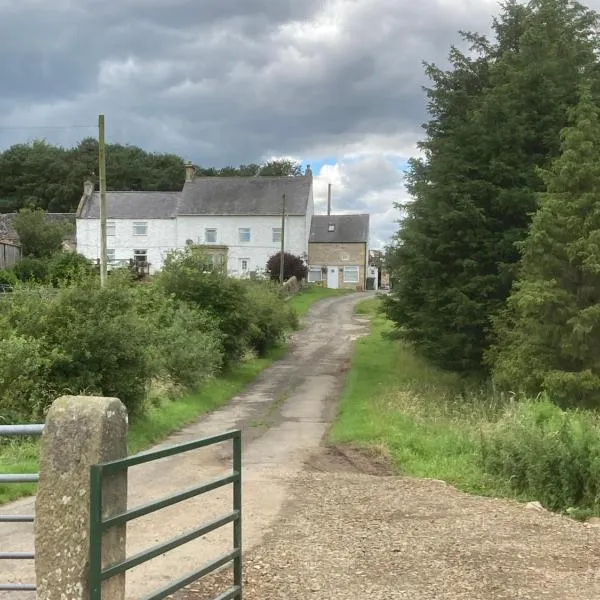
[3,291,600,599]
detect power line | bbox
[0,125,96,130]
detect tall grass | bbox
[331,298,600,517]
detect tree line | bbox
[385,0,600,407]
[0,137,302,213]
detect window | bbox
[272,228,282,243]
[308,267,322,283]
[238,228,251,243]
[106,249,115,263]
[107,221,116,236]
[239,258,249,272]
[343,266,359,283]
[133,249,148,265]
[133,222,148,236]
[205,228,217,243]
[328,223,335,232]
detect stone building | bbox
[307,214,370,290]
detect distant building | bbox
[76,164,315,276]
[307,214,370,290]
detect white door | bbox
[327,267,339,289]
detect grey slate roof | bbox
[309,214,370,244]
[78,192,180,219]
[178,176,311,216]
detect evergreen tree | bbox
[490,84,600,408]
[385,0,599,374]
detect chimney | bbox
[185,160,195,182]
[327,183,332,216]
[83,179,94,197]
[305,164,312,178]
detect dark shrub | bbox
[266,252,307,282]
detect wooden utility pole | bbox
[98,114,107,288]
[279,193,286,284]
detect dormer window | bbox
[328,223,335,232]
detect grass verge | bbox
[0,346,286,505]
[289,285,353,316]
[330,298,586,511]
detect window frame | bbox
[132,221,148,236]
[238,228,251,243]
[205,228,217,243]
[272,227,282,243]
[239,258,249,272]
[106,248,116,263]
[308,267,322,283]
[107,221,116,237]
[343,265,359,284]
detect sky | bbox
[0,0,510,249]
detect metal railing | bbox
[89,429,242,600]
[0,424,44,593]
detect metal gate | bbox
[89,429,242,600]
[0,424,44,593]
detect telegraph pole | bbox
[279,193,286,284]
[98,115,107,288]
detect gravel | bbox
[176,464,600,600]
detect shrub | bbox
[480,398,600,513]
[156,248,253,365]
[244,281,298,356]
[132,284,224,388]
[13,207,72,258]
[0,282,152,417]
[47,251,93,286]
[0,268,17,286]
[0,333,60,423]
[266,252,307,282]
[12,257,49,282]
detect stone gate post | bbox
[34,396,128,600]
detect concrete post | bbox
[35,396,128,600]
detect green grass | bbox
[0,345,286,505]
[289,285,354,316]
[330,298,514,498]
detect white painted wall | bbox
[76,212,310,275]
[76,218,177,274]
[176,214,308,275]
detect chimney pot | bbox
[305,164,312,178]
[185,160,195,182]
[83,180,94,197]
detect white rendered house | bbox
[76,165,315,276]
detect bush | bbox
[47,251,93,286]
[132,284,224,389]
[266,252,307,282]
[156,248,253,365]
[0,282,153,417]
[0,333,60,423]
[244,281,298,356]
[13,207,71,258]
[12,257,49,282]
[0,268,17,286]
[480,398,600,513]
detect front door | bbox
[327,267,339,289]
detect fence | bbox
[89,430,242,600]
[0,424,44,593]
[0,241,21,270]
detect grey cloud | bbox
[0,0,522,244]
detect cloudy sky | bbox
[0,0,509,248]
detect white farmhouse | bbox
[76,164,314,276]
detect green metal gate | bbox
[89,430,242,600]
